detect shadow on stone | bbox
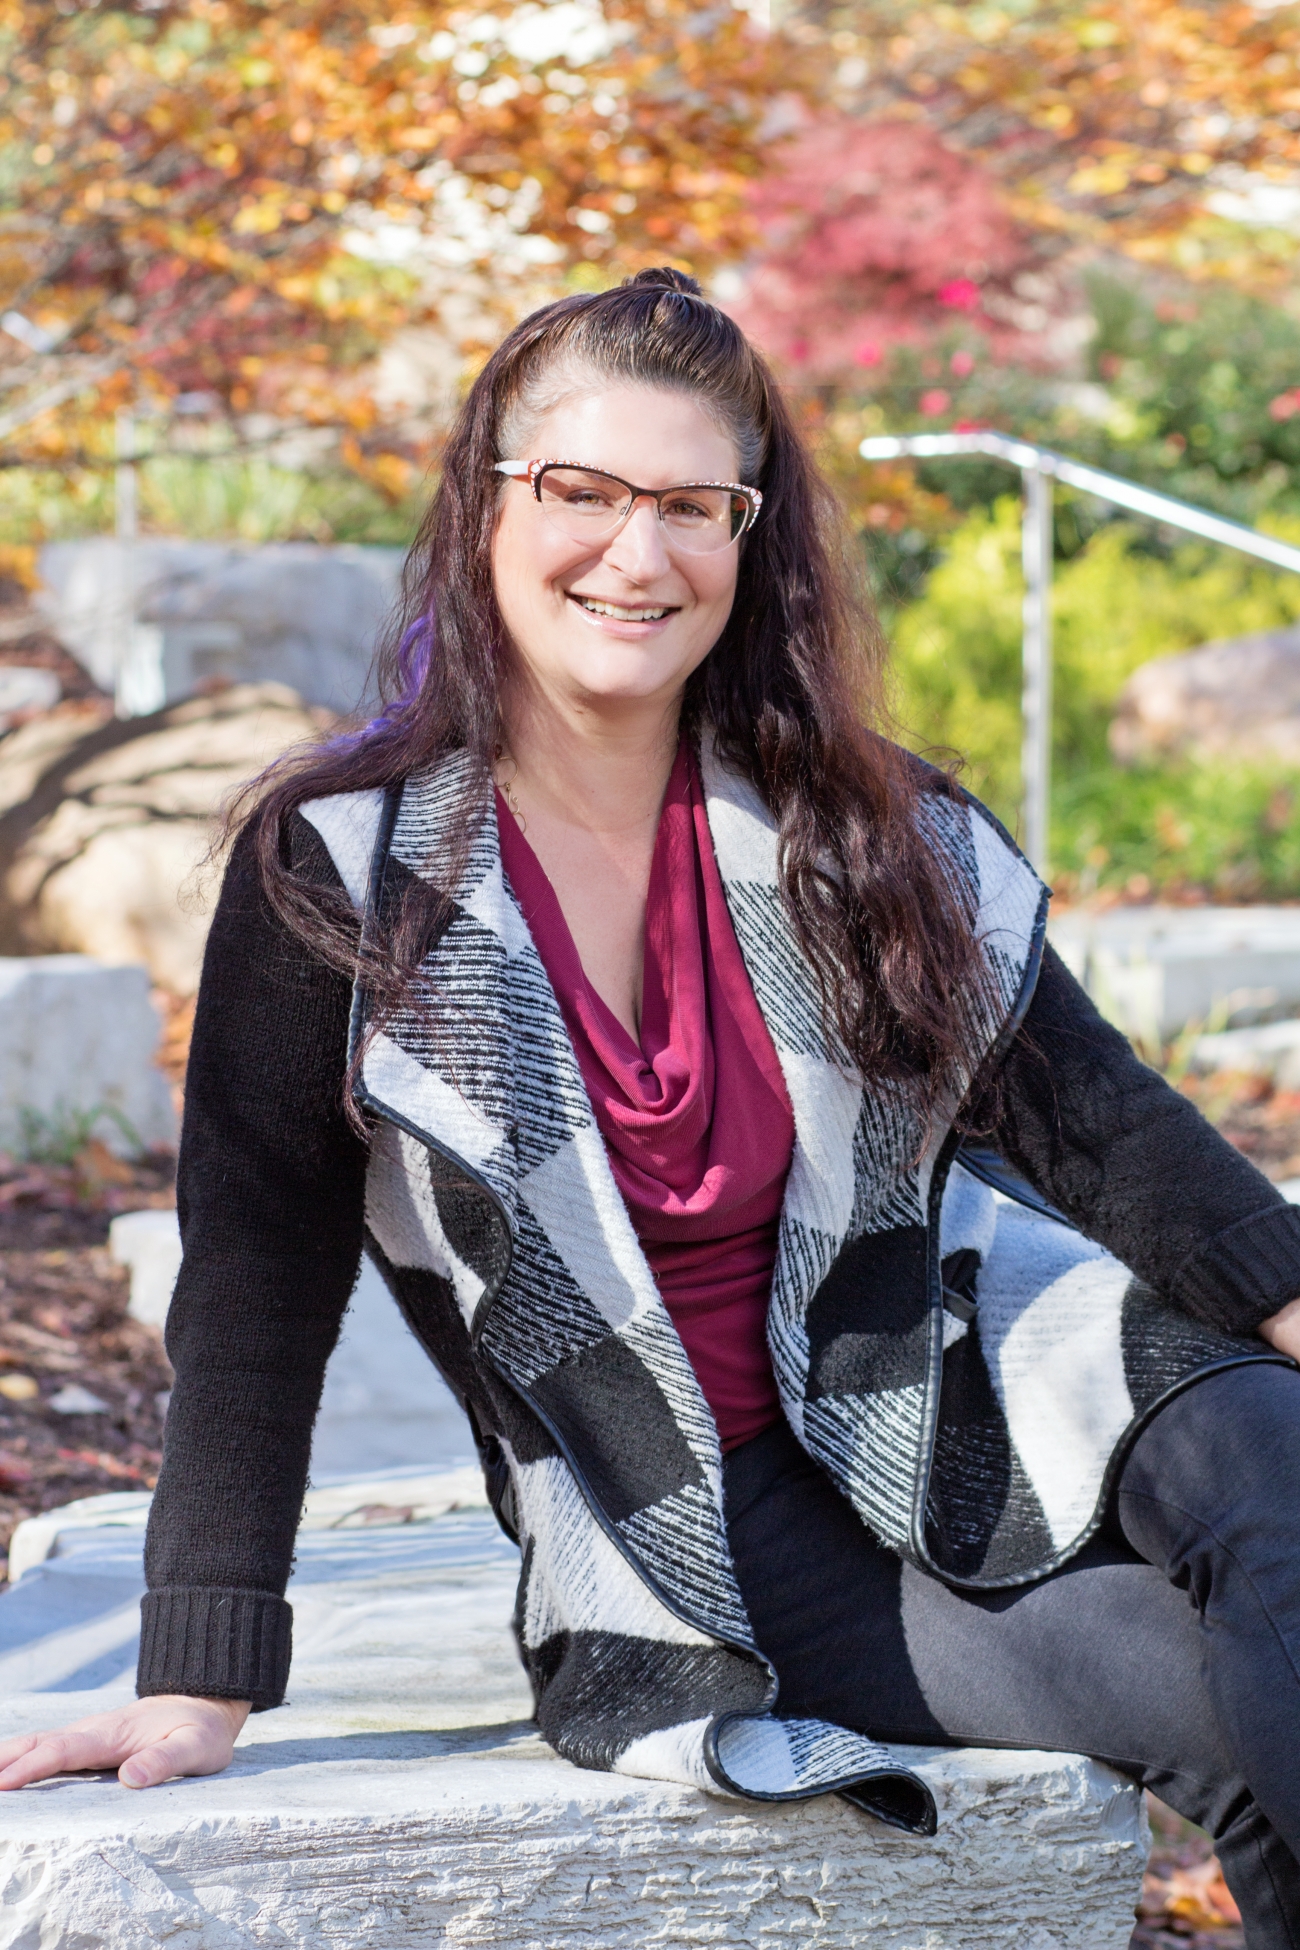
[227,1720,542,1773]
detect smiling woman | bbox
[6,270,1300,1947]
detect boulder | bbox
[1110,623,1300,764]
[108,1209,474,1474]
[0,682,329,994]
[0,1478,1149,1950]
[37,538,403,717]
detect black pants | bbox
[723,1362,1300,1949]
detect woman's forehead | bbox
[522,382,740,481]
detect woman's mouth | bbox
[569,594,677,622]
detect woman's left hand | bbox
[1259,1296,1300,1363]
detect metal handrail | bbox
[859,430,1300,873]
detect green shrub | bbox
[889,499,1300,889]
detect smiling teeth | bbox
[576,597,671,621]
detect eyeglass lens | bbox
[535,467,748,552]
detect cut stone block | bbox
[0,1478,1147,1950]
[109,1209,474,1473]
[1049,905,1300,1040]
[108,1209,184,1327]
[1188,1015,1300,1085]
[0,955,174,1157]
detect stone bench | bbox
[0,1472,1147,1949]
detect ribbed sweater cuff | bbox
[1177,1202,1300,1336]
[137,1588,292,1711]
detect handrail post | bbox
[1021,464,1053,877]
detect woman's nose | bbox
[602,496,672,579]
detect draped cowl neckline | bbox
[496,738,795,1449]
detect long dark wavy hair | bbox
[235,266,993,1114]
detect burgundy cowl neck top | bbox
[496,741,794,1452]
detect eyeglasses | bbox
[493,458,761,554]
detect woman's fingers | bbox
[0,1696,250,1791]
[0,1717,128,1790]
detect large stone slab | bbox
[0,1480,1147,1949]
[0,955,174,1156]
[1049,904,1300,1040]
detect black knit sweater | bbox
[137,817,1300,1706]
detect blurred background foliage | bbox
[6,0,1300,901]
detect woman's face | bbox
[491,382,741,722]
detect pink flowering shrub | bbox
[731,113,1047,383]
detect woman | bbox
[4,268,1300,1937]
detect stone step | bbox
[1049,904,1300,1040]
[0,1478,1147,1949]
[0,956,174,1158]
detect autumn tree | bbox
[795,0,1300,285]
[0,0,787,474]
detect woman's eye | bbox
[663,496,712,523]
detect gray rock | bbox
[110,1207,474,1474]
[1188,1015,1300,1085]
[1110,622,1300,764]
[38,538,404,718]
[0,1481,1148,1950]
[46,1385,110,1415]
[0,666,60,725]
[108,1209,185,1328]
[0,956,174,1157]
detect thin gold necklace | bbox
[493,744,526,833]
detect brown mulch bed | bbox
[1180,1073,1300,1183]
[0,1150,175,1567]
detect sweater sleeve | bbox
[137,813,368,1710]
[977,942,1300,1339]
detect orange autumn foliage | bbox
[0,0,789,463]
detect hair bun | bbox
[624,266,705,298]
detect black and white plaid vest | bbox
[301,740,1260,1835]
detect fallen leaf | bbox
[73,1140,136,1188]
[0,1373,39,1401]
[1142,1856,1242,1929]
[1167,1857,1242,1927]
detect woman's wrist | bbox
[1258,1294,1300,1361]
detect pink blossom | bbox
[937,278,981,312]
[1269,391,1300,421]
[950,348,976,377]
[788,337,810,364]
[854,340,883,367]
[919,389,951,416]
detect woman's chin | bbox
[550,645,700,711]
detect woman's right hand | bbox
[0,1694,251,1790]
